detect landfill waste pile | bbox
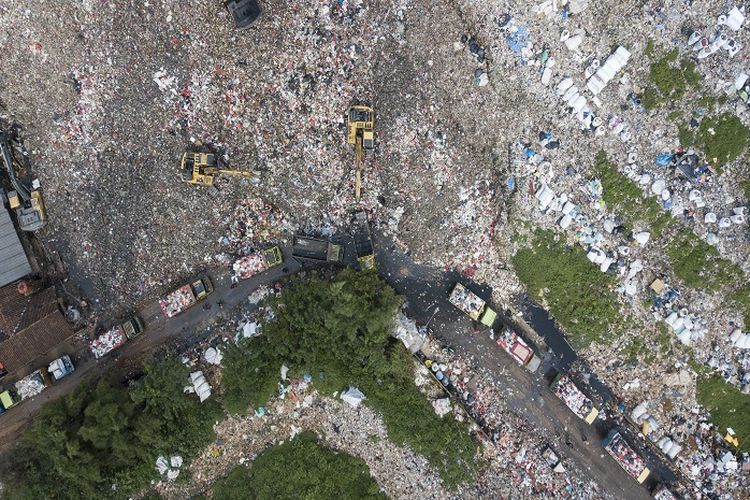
[1,0,750,497]
[158,346,606,499]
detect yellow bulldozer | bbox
[346,105,374,202]
[180,152,254,187]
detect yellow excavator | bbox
[346,105,374,203]
[346,105,376,270]
[1,132,46,232]
[179,152,254,187]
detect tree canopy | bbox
[222,268,477,487]
[12,357,221,499]
[211,432,385,500]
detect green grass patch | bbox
[742,180,750,201]
[666,230,742,291]
[656,322,672,352]
[697,375,750,452]
[221,269,477,488]
[644,39,655,57]
[729,286,750,328]
[512,230,622,348]
[11,358,223,498]
[694,113,750,166]
[593,151,673,237]
[643,49,702,110]
[678,124,696,148]
[621,338,656,365]
[211,433,384,499]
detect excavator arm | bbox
[218,169,255,178]
[0,134,30,201]
[354,135,363,203]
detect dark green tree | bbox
[211,432,384,500]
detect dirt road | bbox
[0,248,301,449]
[0,237,666,498]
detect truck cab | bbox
[191,275,213,299]
[0,389,18,412]
[48,355,75,382]
[225,0,262,29]
[262,246,284,267]
[121,316,144,339]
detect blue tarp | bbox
[506,25,529,53]
[655,153,673,167]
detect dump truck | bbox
[351,210,375,270]
[448,283,497,327]
[550,373,600,424]
[496,327,542,372]
[90,317,143,359]
[180,152,254,187]
[0,368,51,412]
[48,355,75,381]
[603,429,650,484]
[346,105,374,202]
[1,132,46,231]
[14,368,51,402]
[292,235,343,263]
[232,246,283,280]
[160,276,213,318]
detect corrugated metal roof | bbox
[0,206,31,288]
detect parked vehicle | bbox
[232,247,283,280]
[496,327,542,372]
[292,235,343,262]
[14,368,51,402]
[90,317,144,359]
[603,429,650,484]
[448,283,497,327]
[159,276,213,318]
[550,373,600,424]
[351,210,375,270]
[48,355,75,381]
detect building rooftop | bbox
[0,205,31,288]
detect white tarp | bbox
[393,313,424,353]
[204,347,223,365]
[155,456,169,475]
[189,370,212,402]
[341,387,366,407]
[242,321,260,338]
[432,397,452,417]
